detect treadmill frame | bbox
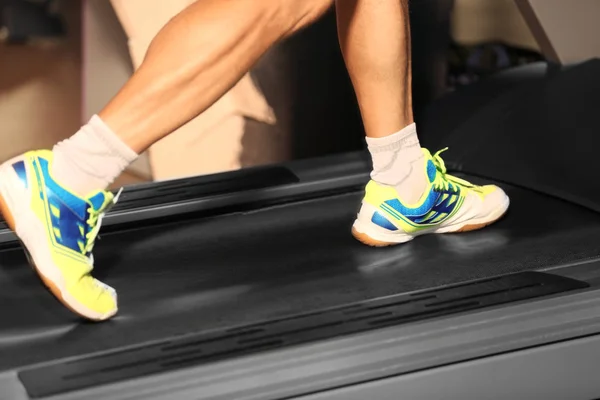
[3,274,600,400]
[2,141,600,399]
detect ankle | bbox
[389,156,428,203]
[367,123,428,204]
[281,0,332,35]
[51,115,138,196]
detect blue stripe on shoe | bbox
[12,161,28,189]
[37,157,87,220]
[384,189,441,218]
[371,211,397,231]
[30,155,90,254]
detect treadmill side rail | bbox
[11,285,600,400]
[295,334,600,400]
[0,151,372,246]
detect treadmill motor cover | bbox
[422,59,600,213]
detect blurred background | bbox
[0,0,575,189]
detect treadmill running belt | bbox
[0,176,599,376]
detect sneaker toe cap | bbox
[66,277,118,320]
[479,184,510,215]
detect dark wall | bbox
[252,0,455,161]
[411,0,455,122]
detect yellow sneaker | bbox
[0,150,118,320]
[353,148,510,246]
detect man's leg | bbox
[336,0,413,139]
[100,0,331,155]
[52,0,332,198]
[0,0,333,321]
[335,0,509,246]
[110,0,282,180]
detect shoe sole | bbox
[0,158,116,321]
[352,196,510,247]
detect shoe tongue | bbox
[87,191,112,213]
[426,158,437,183]
[420,148,437,183]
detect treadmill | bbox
[1,2,600,399]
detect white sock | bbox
[366,123,427,204]
[51,115,138,197]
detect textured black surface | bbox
[111,166,298,212]
[421,59,600,212]
[0,152,372,246]
[0,166,298,233]
[1,176,600,373]
[18,271,588,398]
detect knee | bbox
[273,0,333,30]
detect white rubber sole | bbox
[0,156,117,321]
[352,195,510,247]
